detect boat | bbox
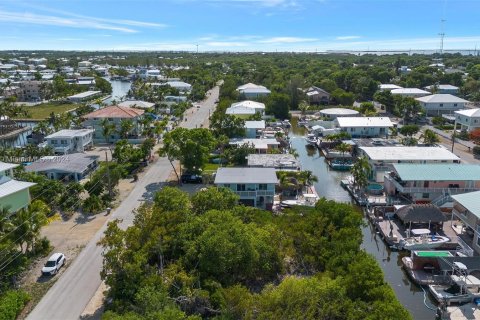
[280,193,319,208]
[298,120,308,127]
[398,229,450,251]
[305,134,317,147]
[328,158,353,171]
[401,250,453,285]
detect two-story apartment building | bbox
[452,191,480,256]
[415,94,469,116]
[0,162,36,213]
[384,164,480,203]
[82,105,145,143]
[454,108,480,132]
[45,129,94,154]
[214,167,277,209]
[335,117,393,138]
[359,146,461,182]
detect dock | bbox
[341,179,387,207]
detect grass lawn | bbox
[17,103,79,120]
[204,163,220,172]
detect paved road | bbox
[27,85,220,320]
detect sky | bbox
[0,0,480,52]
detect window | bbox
[51,139,57,144]
[237,184,246,191]
[439,104,443,107]
[422,193,429,199]
[454,103,458,107]
[223,184,231,188]
[258,184,268,190]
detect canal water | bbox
[103,79,132,105]
[289,119,436,320]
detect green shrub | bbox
[473,146,480,156]
[0,290,30,320]
[83,195,105,214]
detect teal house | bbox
[0,162,36,213]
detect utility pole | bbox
[439,19,446,56]
[105,150,112,198]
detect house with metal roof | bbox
[384,164,480,203]
[455,108,480,132]
[452,191,480,255]
[236,83,271,99]
[247,154,299,171]
[118,100,155,109]
[229,138,280,154]
[67,90,102,102]
[82,105,145,143]
[244,120,265,138]
[214,167,277,209]
[359,146,461,182]
[226,100,266,119]
[25,154,99,182]
[45,128,94,155]
[379,84,403,92]
[424,84,460,95]
[335,117,393,138]
[0,162,36,213]
[415,94,469,116]
[391,88,430,97]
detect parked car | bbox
[42,252,66,276]
[181,173,203,184]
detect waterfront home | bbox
[304,86,330,104]
[424,84,460,95]
[236,83,271,99]
[82,105,145,143]
[384,164,480,203]
[247,154,300,171]
[214,167,277,209]
[0,162,36,213]
[166,80,192,93]
[25,154,99,182]
[379,84,403,92]
[226,100,266,119]
[454,108,480,132]
[118,100,155,109]
[244,120,265,138]
[391,88,430,98]
[415,94,469,116]
[452,191,480,255]
[45,128,94,154]
[68,90,102,103]
[318,108,359,120]
[335,117,393,138]
[359,146,461,182]
[229,138,280,154]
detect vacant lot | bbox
[17,103,79,120]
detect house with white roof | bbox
[25,154,99,182]
[247,154,300,171]
[226,100,266,119]
[229,138,279,154]
[45,129,94,154]
[391,88,430,98]
[166,81,192,93]
[452,191,480,255]
[118,100,155,109]
[214,167,277,209]
[454,108,480,132]
[359,146,461,182]
[335,117,393,138]
[68,90,102,103]
[244,120,265,138]
[237,83,271,99]
[379,84,403,92]
[424,84,460,95]
[384,164,480,203]
[415,94,469,116]
[0,162,36,213]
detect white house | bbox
[244,120,265,138]
[391,88,430,98]
[226,100,266,119]
[454,108,480,132]
[335,117,393,138]
[319,108,359,120]
[68,90,102,103]
[45,128,94,154]
[379,84,403,92]
[236,83,271,99]
[229,138,279,154]
[166,81,192,93]
[415,94,469,116]
[118,100,155,109]
[424,84,460,95]
[0,162,36,213]
[452,191,480,255]
[214,167,277,209]
[359,146,461,182]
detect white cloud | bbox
[257,36,318,44]
[336,36,361,40]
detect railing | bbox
[235,190,273,197]
[456,236,475,257]
[384,175,478,194]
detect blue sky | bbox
[0,0,479,51]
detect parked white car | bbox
[42,253,66,276]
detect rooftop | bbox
[0,179,36,198]
[83,105,145,119]
[424,84,459,90]
[226,106,256,115]
[0,161,19,172]
[68,90,101,99]
[379,84,403,90]
[455,108,480,118]
[336,117,393,127]
[360,146,460,161]
[415,94,469,104]
[25,154,100,174]
[391,88,430,95]
[319,108,359,116]
[118,100,155,109]
[231,100,266,110]
[392,164,480,181]
[247,154,299,169]
[452,191,480,219]
[229,138,280,149]
[237,83,268,91]
[244,120,266,129]
[46,128,94,139]
[214,167,278,184]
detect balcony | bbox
[384,174,479,195]
[235,190,274,197]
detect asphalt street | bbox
[27,85,220,320]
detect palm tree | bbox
[119,119,134,139]
[351,156,371,192]
[101,118,116,144]
[298,170,318,187]
[420,129,440,145]
[0,206,13,234]
[298,101,310,116]
[34,121,52,136]
[335,142,351,158]
[11,200,49,253]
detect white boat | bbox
[305,134,317,147]
[280,194,318,208]
[398,229,450,250]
